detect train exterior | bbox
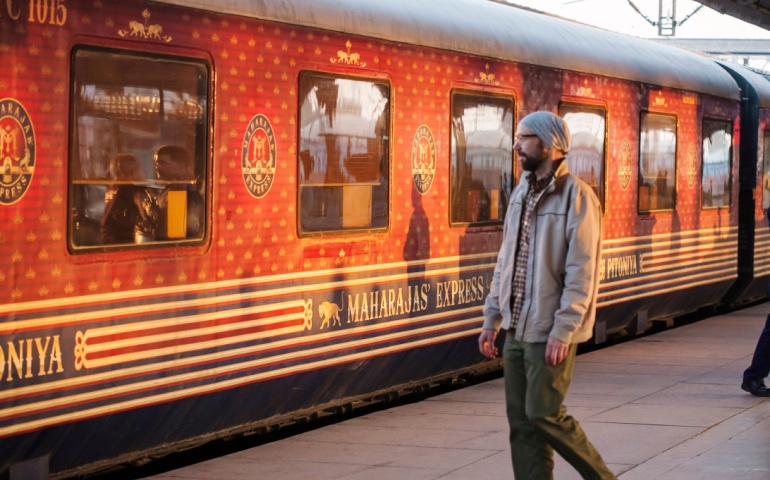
[0,0,755,476]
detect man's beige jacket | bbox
[483,161,602,345]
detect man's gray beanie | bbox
[519,111,571,154]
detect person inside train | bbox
[478,111,616,479]
[135,145,203,242]
[100,153,154,245]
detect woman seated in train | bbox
[100,154,154,245]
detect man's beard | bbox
[519,152,547,172]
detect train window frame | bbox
[449,88,515,228]
[67,45,211,254]
[762,130,770,212]
[557,101,607,210]
[700,117,733,210]
[638,111,678,214]
[296,71,391,237]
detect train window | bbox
[298,73,390,234]
[762,132,770,212]
[69,47,209,252]
[701,119,732,209]
[638,112,677,212]
[558,104,606,207]
[450,91,514,225]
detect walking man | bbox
[479,111,615,479]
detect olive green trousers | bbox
[503,333,616,480]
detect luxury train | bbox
[1,0,770,477]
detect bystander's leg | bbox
[743,283,770,387]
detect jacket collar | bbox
[543,159,569,193]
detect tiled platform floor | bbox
[151,304,770,479]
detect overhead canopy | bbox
[156,0,740,101]
[696,0,770,31]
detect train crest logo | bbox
[0,99,35,205]
[618,138,631,191]
[242,114,277,198]
[411,125,436,194]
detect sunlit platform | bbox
[149,304,770,480]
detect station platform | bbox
[149,304,770,480]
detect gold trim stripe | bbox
[602,233,737,254]
[748,231,770,275]
[82,301,303,348]
[82,325,301,369]
[84,311,301,354]
[599,255,738,289]
[641,244,735,262]
[81,310,306,369]
[0,263,495,335]
[599,274,737,307]
[0,329,478,438]
[0,253,499,317]
[0,306,483,404]
[601,258,736,291]
[753,265,770,276]
[641,251,735,273]
[598,266,736,304]
[0,318,482,437]
[750,229,770,272]
[642,254,736,273]
[601,226,737,247]
[81,300,305,338]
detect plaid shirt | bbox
[509,168,557,330]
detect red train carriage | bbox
[595,86,740,340]
[0,0,744,477]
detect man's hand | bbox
[545,336,569,365]
[478,329,498,359]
